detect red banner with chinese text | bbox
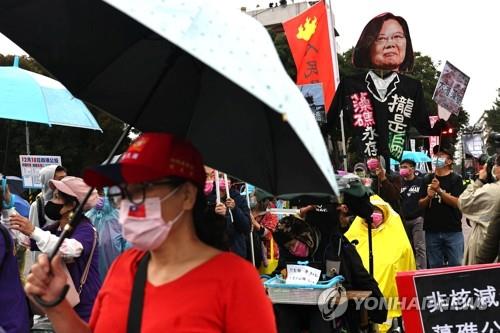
[282,1,336,111]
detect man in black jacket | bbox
[399,159,426,269]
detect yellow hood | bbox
[345,195,416,322]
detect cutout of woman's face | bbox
[369,19,406,71]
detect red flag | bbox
[282,1,336,111]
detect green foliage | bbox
[485,88,500,133]
[0,54,128,179]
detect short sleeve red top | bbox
[89,249,277,333]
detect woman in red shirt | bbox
[25,133,277,333]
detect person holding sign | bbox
[205,172,252,261]
[328,13,446,171]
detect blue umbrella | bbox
[0,56,101,130]
[391,151,432,165]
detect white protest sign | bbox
[19,155,62,189]
[432,61,470,116]
[285,264,321,285]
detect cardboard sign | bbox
[432,61,470,116]
[19,155,62,189]
[396,263,500,333]
[286,264,321,285]
[299,83,327,123]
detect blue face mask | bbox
[432,157,447,168]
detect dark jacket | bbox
[274,206,387,329]
[0,224,30,333]
[477,214,500,264]
[370,171,402,214]
[207,189,251,260]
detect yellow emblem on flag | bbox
[296,16,317,41]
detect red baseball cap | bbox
[83,133,206,188]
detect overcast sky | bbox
[1,1,498,125]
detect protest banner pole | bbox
[214,170,221,204]
[223,173,234,223]
[324,0,347,171]
[244,183,256,266]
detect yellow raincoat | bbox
[345,195,415,332]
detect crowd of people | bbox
[0,131,498,333]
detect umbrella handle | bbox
[43,126,132,258]
[33,285,70,308]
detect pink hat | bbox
[49,176,98,211]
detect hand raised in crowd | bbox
[427,186,436,199]
[214,202,227,216]
[225,198,236,210]
[9,214,35,236]
[375,167,387,181]
[478,165,488,181]
[25,254,68,306]
[430,178,441,192]
[299,205,316,218]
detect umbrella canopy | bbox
[0,0,338,197]
[0,58,101,131]
[391,151,432,165]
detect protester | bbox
[10,176,101,323]
[207,173,252,260]
[366,157,402,213]
[29,165,67,230]
[458,155,500,264]
[0,219,30,333]
[476,211,500,264]
[345,194,415,333]
[86,189,129,281]
[1,176,31,282]
[418,146,465,268]
[0,174,30,218]
[353,162,368,178]
[273,189,387,333]
[250,188,279,274]
[24,133,276,332]
[399,158,426,269]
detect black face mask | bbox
[44,201,65,221]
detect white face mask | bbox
[119,186,183,251]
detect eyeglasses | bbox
[374,33,405,45]
[108,180,178,206]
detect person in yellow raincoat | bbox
[345,194,415,333]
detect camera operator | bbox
[467,155,500,264]
[459,155,500,264]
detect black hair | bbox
[58,191,79,209]
[168,177,229,251]
[55,165,67,173]
[353,12,414,71]
[399,159,416,168]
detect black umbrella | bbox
[0,0,338,198]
